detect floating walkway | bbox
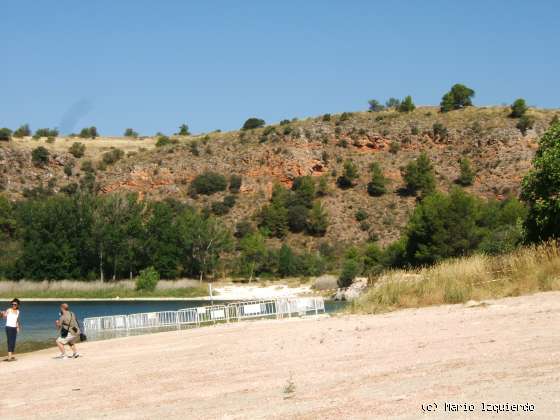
[83,297,325,338]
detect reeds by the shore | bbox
[0,279,207,299]
[351,242,560,313]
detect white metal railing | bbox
[83,297,325,336]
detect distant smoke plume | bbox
[58,99,94,134]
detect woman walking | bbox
[1,298,21,361]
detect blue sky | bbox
[1,1,559,135]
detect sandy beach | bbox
[1,292,559,419]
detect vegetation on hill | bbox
[1,98,560,284]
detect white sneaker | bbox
[54,353,67,359]
[72,353,80,359]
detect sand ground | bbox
[1,292,559,419]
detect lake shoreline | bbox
[1,283,320,301]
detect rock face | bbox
[333,277,368,301]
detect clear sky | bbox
[1,1,559,135]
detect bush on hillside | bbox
[385,97,401,109]
[510,98,528,118]
[522,122,560,242]
[242,118,265,130]
[124,128,139,138]
[13,124,31,138]
[135,266,159,291]
[368,99,385,112]
[337,160,359,189]
[177,124,190,136]
[367,162,389,196]
[0,128,12,142]
[155,135,178,147]
[190,172,227,196]
[517,115,534,136]
[440,84,475,112]
[229,174,242,193]
[79,127,98,139]
[401,152,436,196]
[398,96,415,113]
[457,158,475,186]
[33,128,58,139]
[69,142,86,158]
[432,122,448,140]
[31,146,49,166]
[102,148,125,165]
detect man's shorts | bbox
[57,335,77,345]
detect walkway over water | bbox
[83,297,326,339]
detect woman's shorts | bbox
[57,335,77,345]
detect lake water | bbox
[0,299,345,355]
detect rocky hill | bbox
[1,106,557,250]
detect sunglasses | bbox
[11,303,18,306]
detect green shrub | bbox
[521,122,560,241]
[13,124,31,138]
[178,124,190,135]
[398,96,415,113]
[211,201,230,216]
[221,195,235,208]
[124,128,139,138]
[339,112,352,121]
[136,266,159,291]
[234,220,255,239]
[337,160,359,189]
[31,146,49,166]
[385,97,401,109]
[389,140,400,154]
[81,160,95,173]
[68,142,86,158]
[432,122,448,140]
[338,258,360,288]
[191,172,228,195]
[0,128,12,142]
[322,114,331,121]
[401,152,436,196]
[440,84,475,112]
[368,99,385,112]
[155,135,178,147]
[550,115,559,127]
[457,158,475,186]
[79,126,98,139]
[242,118,265,130]
[63,163,73,176]
[102,148,125,165]
[517,115,534,135]
[355,209,368,222]
[287,204,309,233]
[229,175,242,193]
[306,202,328,236]
[33,128,58,139]
[510,98,528,118]
[367,162,389,196]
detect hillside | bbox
[1,106,557,250]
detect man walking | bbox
[55,303,81,359]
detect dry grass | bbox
[10,136,160,160]
[351,242,560,314]
[0,279,206,299]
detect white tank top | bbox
[5,308,19,328]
